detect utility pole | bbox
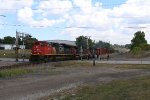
[15,30,19,62]
[85,36,91,49]
[15,31,29,62]
[85,36,90,60]
[80,46,83,60]
[19,33,25,62]
[93,40,95,66]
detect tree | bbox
[125,44,131,49]
[131,47,142,55]
[131,31,147,50]
[94,41,110,49]
[0,38,3,43]
[3,36,16,44]
[24,35,37,49]
[76,36,94,50]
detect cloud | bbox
[38,0,72,15]
[73,0,93,13]
[17,7,65,27]
[61,0,150,44]
[0,0,33,13]
[16,0,150,44]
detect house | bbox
[0,44,25,50]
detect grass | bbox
[0,68,34,78]
[53,61,93,67]
[112,64,150,69]
[0,60,149,78]
[0,66,60,78]
[44,76,150,100]
[53,61,150,69]
[0,49,31,58]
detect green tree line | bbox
[130,31,150,55]
[76,36,112,50]
[0,35,37,49]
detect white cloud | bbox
[73,0,92,13]
[61,0,150,44]
[0,0,33,13]
[16,0,150,44]
[17,7,33,23]
[17,7,65,27]
[38,0,72,15]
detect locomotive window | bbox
[35,42,40,45]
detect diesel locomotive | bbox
[29,40,80,62]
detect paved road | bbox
[0,58,29,62]
[96,60,150,64]
[0,57,149,65]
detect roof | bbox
[46,40,76,47]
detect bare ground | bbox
[0,62,150,100]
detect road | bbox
[96,60,150,64]
[0,56,150,65]
[0,58,29,62]
[0,64,150,100]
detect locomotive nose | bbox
[32,46,42,55]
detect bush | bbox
[131,47,142,55]
[0,68,34,78]
[140,44,150,51]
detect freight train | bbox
[29,40,78,62]
[29,40,110,62]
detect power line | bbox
[0,3,126,11]
[0,23,25,27]
[1,23,150,29]
[125,26,150,29]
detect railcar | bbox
[95,48,110,60]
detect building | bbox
[0,44,25,50]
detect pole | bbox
[86,36,90,60]
[86,37,88,59]
[92,40,96,66]
[86,37,88,50]
[15,30,19,62]
[93,49,95,66]
[80,46,83,60]
[22,33,25,62]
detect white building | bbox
[0,44,25,50]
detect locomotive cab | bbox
[30,41,56,62]
[31,41,55,55]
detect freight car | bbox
[29,41,79,62]
[95,48,110,60]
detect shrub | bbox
[140,44,150,51]
[131,47,142,55]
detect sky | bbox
[0,0,150,45]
